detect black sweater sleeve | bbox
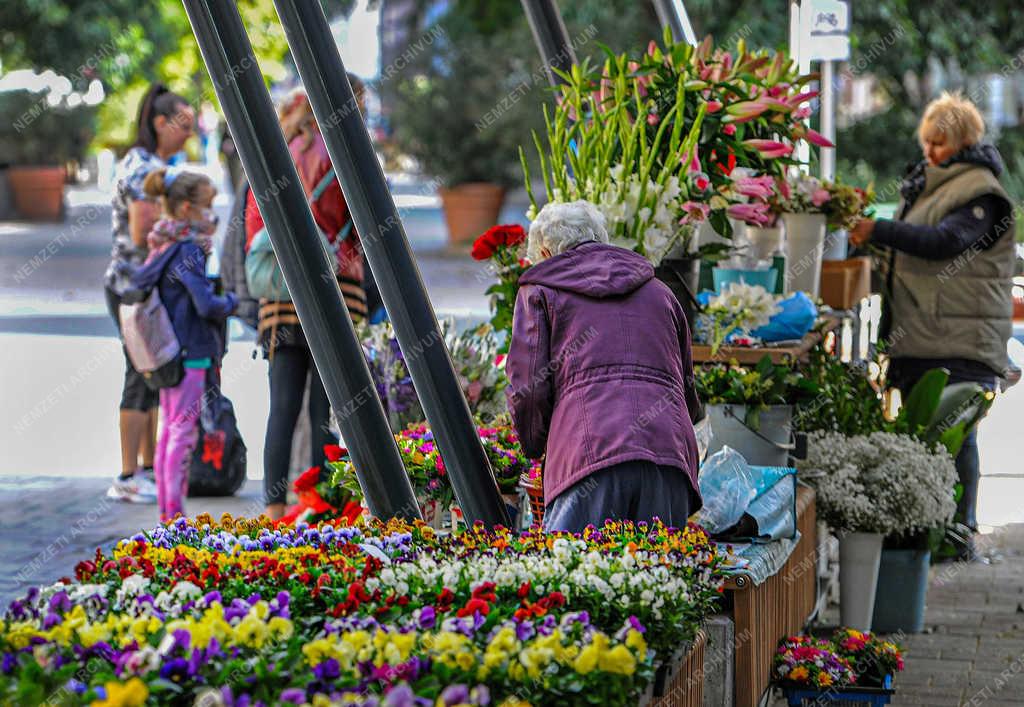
[872,194,1011,261]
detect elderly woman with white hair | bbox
[850,91,1016,558]
[505,200,702,532]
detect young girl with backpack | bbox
[131,167,237,521]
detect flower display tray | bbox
[692,316,840,364]
[781,674,894,706]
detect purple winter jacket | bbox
[505,241,701,506]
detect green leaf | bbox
[899,368,949,434]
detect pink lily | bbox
[760,97,794,113]
[648,40,659,57]
[742,139,794,158]
[767,83,791,98]
[647,112,660,126]
[793,105,812,121]
[722,123,737,136]
[800,127,835,148]
[684,147,702,173]
[776,177,791,201]
[727,202,774,227]
[811,188,831,207]
[725,100,769,122]
[679,201,711,222]
[787,90,819,107]
[705,99,724,113]
[734,175,776,201]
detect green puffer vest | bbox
[888,162,1015,374]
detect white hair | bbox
[527,200,609,262]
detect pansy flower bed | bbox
[1,517,723,705]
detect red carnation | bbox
[323,444,347,462]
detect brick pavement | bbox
[0,476,265,606]
[888,525,1024,706]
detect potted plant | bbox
[390,30,526,244]
[0,89,96,220]
[800,430,957,631]
[774,630,903,703]
[695,354,814,466]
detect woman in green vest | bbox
[850,91,1015,559]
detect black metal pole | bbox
[520,0,576,86]
[271,0,510,528]
[181,0,419,521]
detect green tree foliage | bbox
[1,0,355,150]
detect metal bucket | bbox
[706,404,793,467]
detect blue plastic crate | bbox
[782,674,894,706]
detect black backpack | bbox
[188,371,247,497]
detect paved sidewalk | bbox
[0,476,265,606]
[889,525,1024,706]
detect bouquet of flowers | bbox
[471,224,529,348]
[328,422,539,508]
[521,50,708,263]
[774,635,857,689]
[831,628,905,687]
[524,32,830,245]
[277,446,364,526]
[822,180,875,230]
[799,431,957,536]
[774,174,875,231]
[360,319,509,430]
[696,282,780,355]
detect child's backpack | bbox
[245,169,348,301]
[119,251,184,390]
[189,370,247,497]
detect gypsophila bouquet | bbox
[696,282,780,355]
[800,431,957,535]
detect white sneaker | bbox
[106,474,157,504]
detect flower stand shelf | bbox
[723,485,818,707]
[692,316,840,365]
[782,674,894,706]
[639,629,706,707]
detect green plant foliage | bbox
[0,90,97,165]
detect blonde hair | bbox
[143,168,212,216]
[918,91,985,150]
[277,75,366,152]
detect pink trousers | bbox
[155,367,206,521]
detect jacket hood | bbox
[130,241,185,292]
[947,142,1004,177]
[518,241,654,298]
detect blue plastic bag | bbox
[697,446,797,540]
[751,291,817,342]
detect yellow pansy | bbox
[598,644,636,676]
[268,616,294,642]
[3,621,39,649]
[625,629,647,655]
[77,621,111,648]
[90,677,148,707]
[233,614,268,649]
[573,643,599,675]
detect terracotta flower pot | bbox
[7,166,65,221]
[438,182,506,245]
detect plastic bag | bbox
[696,447,758,533]
[751,291,817,342]
[697,446,797,539]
